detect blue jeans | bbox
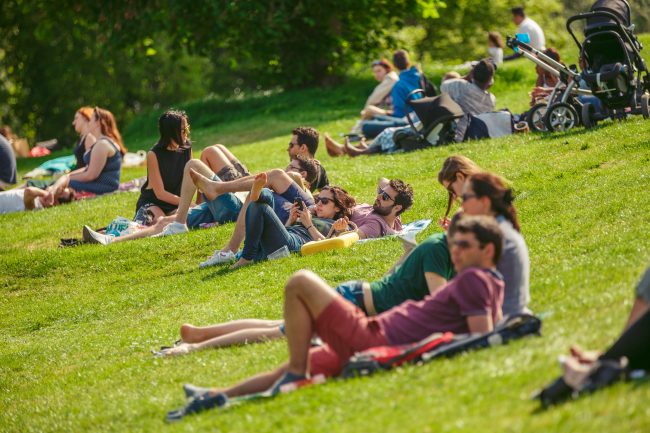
[186,174,243,228]
[361,115,409,139]
[241,189,304,261]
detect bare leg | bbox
[189,168,295,201]
[213,144,239,162]
[110,215,176,243]
[207,364,288,398]
[624,297,650,331]
[222,195,251,253]
[283,270,338,375]
[174,160,215,224]
[147,205,166,224]
[181,319,284,343]
[200,145,232,173]
[228,173,268,269]
[344,137,375,157]
[324,133,346,157]
[165,326,284,356]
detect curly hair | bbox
[292,126,319,156]
[389,179,414,216]
[320,186,356,220]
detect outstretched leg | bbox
[324,133,346,157]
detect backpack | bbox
[420,73,439,97]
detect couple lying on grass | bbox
[84,120,412,267]
[170,212,508,417]
[160,157,531,357]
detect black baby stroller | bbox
[392,90,464,151]
[507,35,593,132]
[567,0,650,127]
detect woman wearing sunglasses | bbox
[230,172,356,269]
[459,171,530,317]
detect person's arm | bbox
[145,151,180,206]
[298,209,327,241]
[285,204,299,227]
[68,139,112,183]
[424,272,447,297]
[23,187,50,209]
[466,314,493,334]
[365,78,395,108]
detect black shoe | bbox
[166,392,227,422]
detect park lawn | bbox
[2,42,650,432]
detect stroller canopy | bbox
[407,93,464,129]
[587,0,631,32]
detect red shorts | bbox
[309,296,389,377]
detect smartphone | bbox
[294,197,304,210]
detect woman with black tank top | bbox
[134,110,193,224]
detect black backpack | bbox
[419,72,439,97]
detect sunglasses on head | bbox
[315,196,333,205]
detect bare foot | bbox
[250,172,267,202]
[230,257,252,270]
[570,345,601,364]
[324,133,345,157]
[161,342,195,357]
[189,168,221,201]
[180,323,201,343]
[343,137,358,157]
[562,355,593,390]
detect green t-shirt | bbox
[369,232,455,314]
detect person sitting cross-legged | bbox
[171,215,505,417]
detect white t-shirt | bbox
[0,189,26,214]
[518,17,546,51]
[0,189,43,214]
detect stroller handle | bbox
[567,10,631,50]
[506,36,572,81]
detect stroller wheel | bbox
[545,103,578,132]
[527,103,548,132]
[582,103,597,129]
[642,93,650,119]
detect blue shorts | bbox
[334,280,367,313]
[186,174,243,228]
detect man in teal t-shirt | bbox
[335,232,455,315]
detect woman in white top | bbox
[340,59,399,137]
[488,32,504,66]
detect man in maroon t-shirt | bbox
[178,215,504,416]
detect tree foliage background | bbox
[1,0,648,144]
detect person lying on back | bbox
[172,214,505,418]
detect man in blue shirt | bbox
[361,49,422,138]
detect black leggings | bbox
[600,309,650,371]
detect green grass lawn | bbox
[2,37,650,432]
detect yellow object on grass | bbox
[300,231,359,256]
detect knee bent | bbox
[284,270,318,295]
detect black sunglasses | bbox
[315,196,334,205]
[377,188,394,202]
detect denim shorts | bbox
[334,280,368,313]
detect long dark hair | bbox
[437,155,482,219]
[154,110,191,151]
[468,172,521,232]
[320,186,356,220]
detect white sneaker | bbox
[199,250,236,268]
[83,225,114,246]
[153,221,189,237]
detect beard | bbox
[372,200,393,216]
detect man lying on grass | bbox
[197,176,413,267]
[158,212,460,357]
[170,214,504,417]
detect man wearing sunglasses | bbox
[286,126,329,192]
[339,178,413,240]
[177,215,504,413]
